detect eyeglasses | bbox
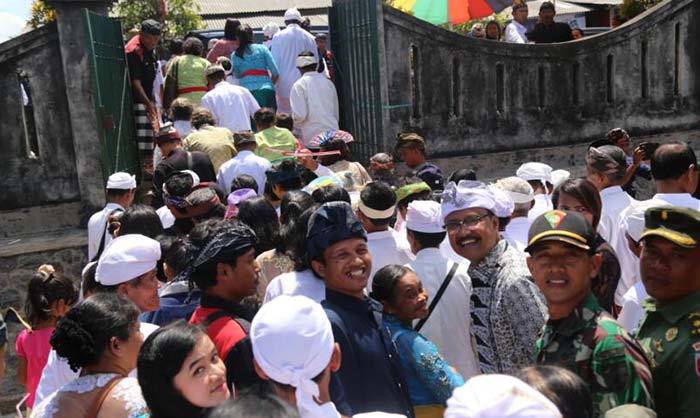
[444,214,491,232]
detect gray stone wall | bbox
[0,24,80,211]
[380,0,700,159]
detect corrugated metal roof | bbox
[203,13,328,30]
[197,0,332,16]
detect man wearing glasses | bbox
[440,181,547,374]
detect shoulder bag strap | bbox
[84,376,124,418]
[415,262,459,332]
[202,310,251,334]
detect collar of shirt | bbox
[600,185,625,198]
[415,247,442,261]
[213,80,230,89]
[200,293,253,321]
[368,229,395,241]
[235,150,255,158]
[383,313,411,330]
[547,293,601,337]
[167,147,185,159]
[512,20,527,32]
[473,239,508,270]
[325,288,382,315]
[642,291,700,324]
[652,193,699,206]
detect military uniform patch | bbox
[693,342,700,352]
[666,327,679,342]
[695,353,700,377]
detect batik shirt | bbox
[637,291,700,418]
[384,315,464,406]
[537,294,653,417]
[468,240,548,374]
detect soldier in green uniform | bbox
[637,206,700,418]
[525,210,654,417]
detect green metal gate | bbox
[83,9,141,182]
[330,0,384,163]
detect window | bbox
[18,72,39,159]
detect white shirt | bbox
[87,202,124,261]
[366,228,414,290]
[270,23,318,102]
[290,72,339,147]
[156,206,175,229]
[153,60,164,108]
[598,186,636,246]
[263,269,326,304]
[34,322,159,405]
[617,281,648,334]
[527,194,553,223]
[504,216,530,253]
[216,150,271,195]
[173,120,193,138]
[200,81,260,133]
[505,20,528,44]
[407,248,479,378]
[647,192,700,210]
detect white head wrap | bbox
[406,200,444,233]
[251,295,335,418]
[440,181,498,222]
[284,7,303,22]
[494,177,534,204]
[297,54,318,68]
[488,185,515,218]
[445,375,562,418]
[263,22,280,38]
[96,234,161,286]
[516,162,553,196]
[622,201,671,243]
[106,172,136,190]
[551,169,571,189]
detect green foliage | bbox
[28,0,56,29]
[113,0,203,40]
[620,0,664,20]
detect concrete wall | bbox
[380,0,700,159]
[0,24,80,211]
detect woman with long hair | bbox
[138,320,230,418]
[231,25,280,109]
[207,19,241,63]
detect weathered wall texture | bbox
[380,0,700,159]
[0,24,80,211]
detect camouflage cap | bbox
[640,206,700,248]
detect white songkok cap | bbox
[296,54,318,68]
[406,200,444,233]
[516,162,553,184]
[106,172,136,190]
[445,375,562,418]
[284,7,303,22]
[440,181,498,222]
[263,22,280,38]
[96,234,161,286]
[621,201,671,243]
[488,185,514,218]
[551,169,571,189]
[251,295,335,418]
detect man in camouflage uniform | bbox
[637,206,700,418]
[525,210,653,417]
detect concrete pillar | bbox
[46,0,116,223]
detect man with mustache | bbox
[637,207,700,418]
[308,202,413,417]
[441,181,547,374]
[526,209,652,417]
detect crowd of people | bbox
[469,2,585,43]
[0,3,699,418]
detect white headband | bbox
[358,200,396,219]
[296,55,318,68]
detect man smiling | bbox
[309,202,413,417]
[526,210,653,417]
[441,181,547,374]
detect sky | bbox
[0,0,32,43]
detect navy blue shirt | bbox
[323,289,414,418]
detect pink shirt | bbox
[206,39,238,64]
[16,327,54,407]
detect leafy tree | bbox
[620,0,664,21]
[28,0,56,29]
[113,0,203,40]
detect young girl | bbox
[15,269,77,410]
[138,320,231,418]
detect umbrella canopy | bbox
[393,0,513,25]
